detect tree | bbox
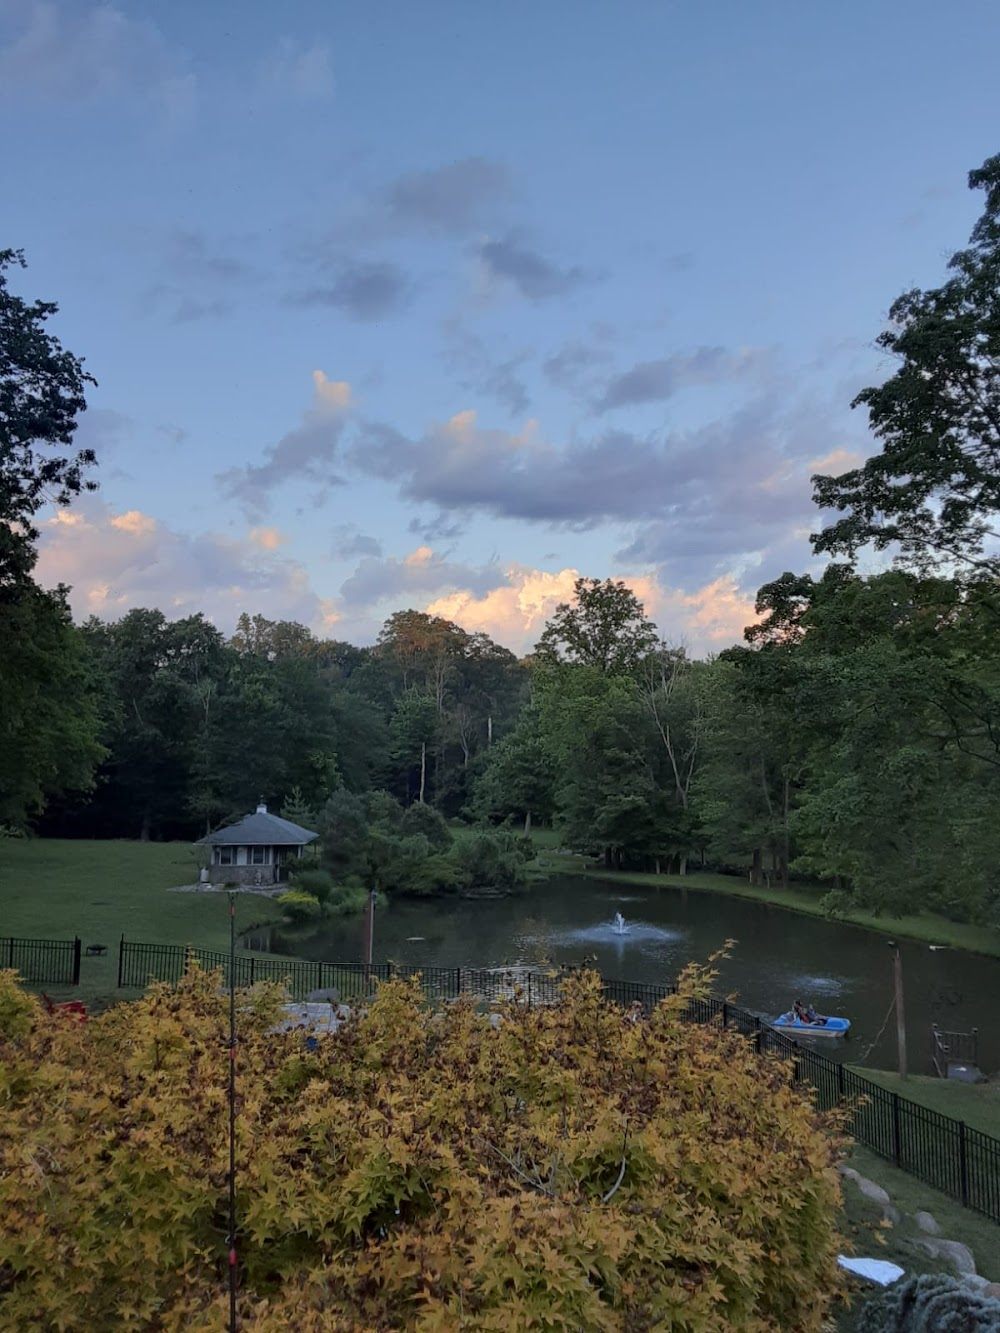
[813,154,1000,576]
[0,249,97,586]
[230,613,314,659]
[0,965,844,1331]
[0,583,104,826]
[639,646,705,873]
[535,577,659,674]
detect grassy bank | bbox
[853,1069,1000,1137]
[526,831,1000,959]
[0,839,287,1008]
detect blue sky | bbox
[5,0,1000,653]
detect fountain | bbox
[612,912,629,935]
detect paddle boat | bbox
[773,1010,850,1037]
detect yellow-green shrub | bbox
[0,963,844,1331]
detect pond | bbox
[254,875,1000,1076]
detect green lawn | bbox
[853,1068,1000,1138]
[526,831,1000,959]
[0,839,287,1008]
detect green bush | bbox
[289,867,334,903]
[276,889,322,922]
[854,1274,1000,1331]
[327,883,368,916]
[452,827,535,892]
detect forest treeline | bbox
[4,155,1000,926]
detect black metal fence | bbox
[1,936,81,985]
[115,939,1000,1224]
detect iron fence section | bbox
[2,936,80,985]
[116,938,1000,1224]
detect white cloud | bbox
[35,503,337,633]
[0,0,195,123]
[262,37,333,99]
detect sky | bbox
[5,0,1000,656]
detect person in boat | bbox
[793,999,827,1026]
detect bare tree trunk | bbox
[140,809,151,842]
[523,809,532,835]
[487,714,493,746]
[678,854,688,876]
[750,847,763,886]
[418,742,426,804]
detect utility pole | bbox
[888,940,907,1080]
[363,886,376,972]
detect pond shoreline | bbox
[537,856,1000,961]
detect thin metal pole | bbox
[889,941,907,1080]
[228,892,238,1331]
[363,887,375,971]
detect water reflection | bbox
[257,875,1000,1075]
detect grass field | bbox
[526,830,1000,959]
[0,839,287,1008]
[853,1068,1000,1138]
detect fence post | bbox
[754,1015,762,1055]
[117,934,125,988]
[455,967,461,998]
[722,1001,729,1029]
[959,1121,969,1207]
[892,1093,902,1168]
[527,971,532,1008]
[7,937,13,969]
[316,961,322,992]
[838,1062,846,1100]
[72,937,82,986]
[249,956,256,986]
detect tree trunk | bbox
[487,714,493,747]
[678,854,688,877]
[654,857,661,875]
[750,847,763,886]
[604,846,613,869]
[781,776,791,889]
[418,742,426,804]
[523,809,532,835]
[140,809,151,842]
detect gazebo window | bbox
[215,846,236,866]
[249,846,270,865]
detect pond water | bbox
[254,875,1000,1076]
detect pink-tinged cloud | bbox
[35,503,338,632]
[425,565,758,656]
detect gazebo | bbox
[196,802,319,886]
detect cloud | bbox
[477,235,589,301]
[35,502,337,633]
[262,37,333,99]
[597,346,771,412]
[141,229,258,323]
[0,0,195,122]
[287,259,411,321]
[424,564,757,657]
[248,527,286,551]
[330,525,383,560]
[442,319,531,416]
[339,544,502,607]
[383,157,511,234]
[542,338,613,394]
[217,370,352,518]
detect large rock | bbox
[914,1238,977,1276]
[913,1210,941,1236]
[856,1176,892,1208]
[837,1164,861,1182]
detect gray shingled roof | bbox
[197,810,318,847]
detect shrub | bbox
[288,867,334,904]
[0,961,845,1329]
[854,1273,1000,1331]
[276,888,322,921]
[326,883,368,916]
[452,827,535,891]
[400,800,452,850]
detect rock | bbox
[914,1238,977,1276]
[306,987,341,1004]
[837,1164,861,1182]
[882,1205,902,1225]
[984,1283,1000,1300]
[856,1176,892,1208]
[913,1210,942,1236]
[962,1274,992,1293]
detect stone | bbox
[307,987,340,1004]
[913,1210,942,1236]
[855,1176,892,1208]
[914,1238,977,1276]
[962,1274,991,1293]
[837,1164,861,1182]
[882,1205,902,1225]
[984,1283,1000,1300]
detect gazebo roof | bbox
[197,805,318,847]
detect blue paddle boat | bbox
[773,1011,850,1037]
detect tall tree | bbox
[535,577,659,674]
[813,154,1000,576]
[0,249,97,586]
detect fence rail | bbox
[2,936,81,985]
[112,938,1000,1225]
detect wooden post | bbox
[890,941,907,1080]
[363,888,376,971]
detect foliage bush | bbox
[453,826,536,891]
[276,888,322,921]
[853,1273,1000,1331]
[0,960,845,1330]
[288,866,334,904]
